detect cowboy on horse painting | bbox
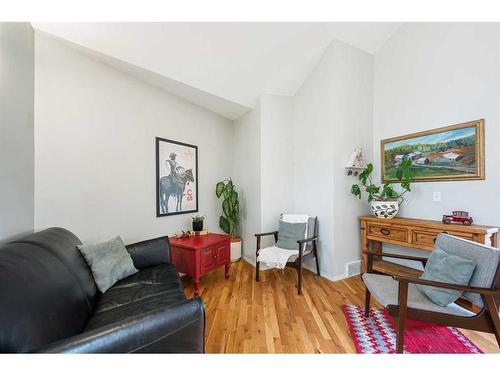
[156,138,198,216]
[166,152,186,184]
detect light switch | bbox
[432,192,441,202]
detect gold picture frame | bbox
[381,119,485,183]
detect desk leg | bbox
[372,240,382,261]
[361,221,369,273]
[193,278,200,297]
[225,262,230,279]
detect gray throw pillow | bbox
[416,247,476,306]
[77,236,138,293]
[276,220,306,250]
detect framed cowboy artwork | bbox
[156,137,198,217]
[381,119,485,183]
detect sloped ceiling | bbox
[32,22,401,120]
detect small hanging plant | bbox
[351,160,413,203]
[215,179,240,237]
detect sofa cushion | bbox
[78,236,138,293]
[0,242,91,353]
[84,264,186,331]
[11,227,98,312]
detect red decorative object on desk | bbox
[442,210,473,226]
[170,233,230,296]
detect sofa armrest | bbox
[36,297,205,353]
[126,236,171,269]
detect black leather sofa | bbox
[0,227,205,353]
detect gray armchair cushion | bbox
[435,234,500,307]
[416,248,476,306]
[276,220,306,250]
[362,273,474,317]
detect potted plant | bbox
[351,160,413,219]
[192,215,205,232]
[215,178,241,262]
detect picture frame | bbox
[156,137,198,217]
[381,119,485,183]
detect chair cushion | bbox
[435,234,500,307]
[78,236,138,293]
[362,273,475,317]
[416,247,476,306]
[288,247,313,262]
[276,220,306,250]
[84,264,185,331]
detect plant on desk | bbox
[351,160,413,219]
[215,178,242,261]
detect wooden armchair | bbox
[363,233,500,353]
[255,216,319,295]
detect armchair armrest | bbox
[37,298,205,353]
[364,250,428,265]
[255,231,279,255]
[255,231,279,238]
[297,235,318,244]
[392,275,500,296]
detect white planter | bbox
[370,200,400,219]
[230,237,242,262]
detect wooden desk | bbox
[170,233,230,296]
[360,216,499,276]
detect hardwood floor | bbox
[181,260,499,354]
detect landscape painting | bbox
[381,120,484,182]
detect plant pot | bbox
[192,221,204,232]
[230,236,242,262]
[370,200,400,219]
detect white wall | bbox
[260,94,294,248]
[291,38,374,280]
[233,39,374,279]
[34,33,233,245]
[232,103,261,261]
[374,23,500,237]
[0,23,34,241]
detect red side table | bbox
[170,233,231,296]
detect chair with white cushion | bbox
[255,214,319,295]
[363,233,500,353]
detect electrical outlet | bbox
[432,192,441,202]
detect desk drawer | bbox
[368,224,408,243]
[413,229,474,248]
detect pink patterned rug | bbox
[342,304,483,354]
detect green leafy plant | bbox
[192,215,206,223]
[215,179,239,237]
[351,160,413,203]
